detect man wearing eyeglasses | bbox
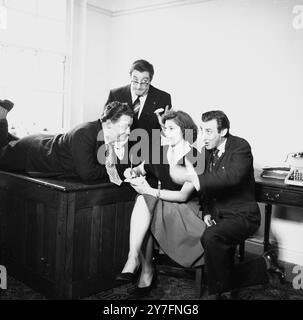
[105,59,172,141]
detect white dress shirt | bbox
[216,138,227,158]
[103,129,126,161]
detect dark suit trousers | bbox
[0,119,27,171]
[0,119,9,147]
[201,213,268,294]
[0,119,19,147]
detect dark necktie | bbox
[209,148,219,172]
[105,144,122,186]
[133,96,141,117]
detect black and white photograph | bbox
[0,0,303,308]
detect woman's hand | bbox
[130,177,152,195]
[170,158,200,190]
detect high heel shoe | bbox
[115,264,140,285]
[129,270,158,299]
[263,249,286,284]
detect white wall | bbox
[84,8,111,121]
[108,0,303,166]
[85,0,303,264]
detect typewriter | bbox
[285,152,303,187]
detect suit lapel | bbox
[213,135,232,170]
[140,85,158,116]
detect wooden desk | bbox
[255,170,303,252]
[0,171,137,299]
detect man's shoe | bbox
[0,99,14,112]
[263,249,286,284]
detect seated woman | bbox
[116,110,206,298]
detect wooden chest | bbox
[0,171,136,299]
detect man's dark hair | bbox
[201,110,230,135]
[162,110,198,143]
[101,101,134,123]
[129,59,154,80]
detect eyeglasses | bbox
[131,80,150,87]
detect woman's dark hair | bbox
[129,59,154,80]
[201,110,230,135]
[101,101,134,123]
[162,110,198,143]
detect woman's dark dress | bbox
[143,146,206,268]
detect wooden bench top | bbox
[0,170,120,192]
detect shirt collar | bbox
[216,138,227,157]
[103,127,110,145]
[113,144,125,161]
[130,86,148,103]
[102,128,126,160]
[167,140,191,165]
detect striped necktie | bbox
[133,96,141,117]
[105,144,123,186]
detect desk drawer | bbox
[256,186,303,207]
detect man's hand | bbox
[124,167,137,180]
[169,157,200,190]
[203,214,213,227]
[154,105,170,129]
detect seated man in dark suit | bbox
[169,110,285,299]
[106,59,172,167]
[0,99,133,182]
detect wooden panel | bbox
[88,206,101,277]
[3,194,58,282]
[71,200,134,298]
[114,201,133,271]
[42,206,58,281]
[0,175,62,209]
[75,184,136,209]
[0,171,136,299]
[24,199,40,272]
[54,193,68,298]
[7,194,28,266]
[72,201,133,283]
[72,207,92,281]
[36,203,45,276]
[64,192,76,299]
[99,204,118,278]
[0,188,8,258]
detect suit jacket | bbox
[20,120,106,181]
[106,84,172,135]
[197,135,260,222]
[0,120,128,182]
